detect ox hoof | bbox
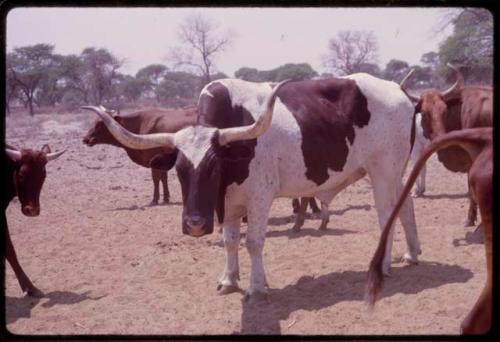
[464,219,475,227]
[402,252,419,265]
[243,290,269,303]
[216,283,239,295]
[163,198,170,204]
[318,222,328,230]
[149,200,159,206]
[26,287,44,298]
[291,225,302,233]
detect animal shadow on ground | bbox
[239,261,473,334]
[267,204,372,227]
[5,290,106,324]
[266,227,356,239]
[452,225,484,246]
[419,192,469,200]
[111,201,182,211]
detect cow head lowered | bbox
[401,63,464,141]
[5,145,65,216]
[82,80,289,237]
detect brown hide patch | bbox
[277,79,371,185]
[199,82,257,224]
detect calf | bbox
[82,106,197,205]
[401,64,492,225]
[3,144,65,297]
[366,127,492,334]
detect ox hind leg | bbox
[367,163,421,275]
[4,214,43,297]
[465,185,477,227]
[461,161,492,334]
[150,168,162,205]
[291,197,309,232]
[160,170,170,203]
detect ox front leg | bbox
[217,219,241,295]
[4,219,43,297]
[412,164,427,197]
[244,200,273,302]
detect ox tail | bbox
[365,127,492,309]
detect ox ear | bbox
[150,150,178,171]
[217,143,253,162]
[41,144,51,154]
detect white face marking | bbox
[174,126,218,169]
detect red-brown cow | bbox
[401,64,492,226]
[3,144,65,297]
[83,106,197,205]
[366,127,492,335]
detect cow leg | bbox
[318,201,330,230]
[150,168,161,205]
[461,169,492,334]
[464,188,477,227]
[244,197,273,301]
[4,217,43,297]
[292,198,300,213]
[413,163,427,197]
[160,171,170,204]
[397,190,422,264]
[308,197,321,214]
[291,197,309,232]
[217,218,241,295]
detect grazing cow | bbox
[3,144,65,297]
[366,127,492,335]
[83,74,422,300]
[82,106,197,205]
[401,64,492,225]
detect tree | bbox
[382,59,409,82]
[6,43,57,116]
[169,13,235,85]
[136,64,168,103]
[158,71,200,100]
[322,30,379,75]
[118,75,149,103]
[235,63,318,82]
[420,51,439,69]
[80,47,123,105]
[437,8,493,84]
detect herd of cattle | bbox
[3,64,493,334]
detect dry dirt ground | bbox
[4,110,485,336]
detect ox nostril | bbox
[187,215,206,228]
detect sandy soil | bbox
[4,110,485,336]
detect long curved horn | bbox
[399,69,420,103]
[399,68,415,88]
[81,106,175,150]
[441,63,464,99]
[5,148,22,161]
[46,149,66,161]
[218,79,291,146]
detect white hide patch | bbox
[174,126,217,169]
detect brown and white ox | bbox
[366,127,493,335]
[3,144,65,297]
[82,106,197,205]
[401,64,492,226]
[83,74,422,300]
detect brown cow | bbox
[401,64,492,226]
[365,127,492,334]
[3,144,65,297]
[83,106,197,205]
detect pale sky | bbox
[6,7,455,77]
